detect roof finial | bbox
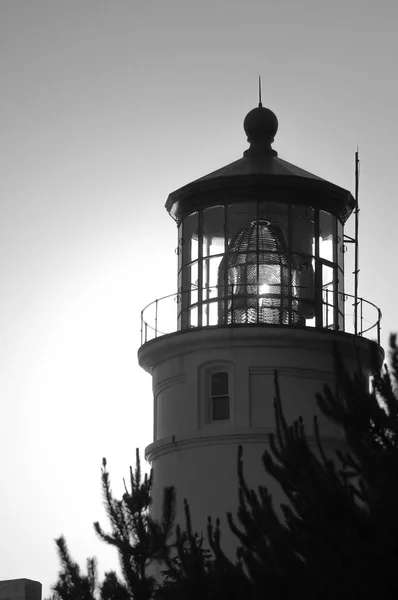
[243,99,279,158]
[258,75,263,107]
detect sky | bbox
[0,0,397,596]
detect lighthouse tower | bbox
[138,102,383,550]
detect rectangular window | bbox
[210,372,230,421]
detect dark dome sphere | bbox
[244,106,278,143]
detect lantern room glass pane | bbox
[226,203,258,247]
[337,219,345,331]
[190,306,198,328]
[337,219,344,273]
[203,255,223,295]
[208,301,218,326]
[190,261,198,305]
[178,222,183,273]
[319,211,335,262]
[191,236,199,262]
[182,212,198,266]
[179,213,198,329]
[180,213,199,317]
[202,299,219,327]
[303,257,316,328]
[292,253,316,322]
[292,206,315,258]
[258,201,288,241]
[203,206,225,257]
[322,263,335,329]
[178,222,183,301]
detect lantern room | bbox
[140,103,381,345]
[174,200,344,331]
[165,105,355,336]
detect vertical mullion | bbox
[333,265,338,330]
[184,216,192,330]
[204,258,208,326]
[178,219,184,330]
[256,202,260,324]
[287,204,292,325]
[224,204,229,324]
[205,229,210,326]
[314,210,321,327]
[332,217,338,330]
[340,220,345,331]
[198,210,203,327]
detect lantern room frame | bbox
[176,201,344,332]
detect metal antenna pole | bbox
[258,75,262,107]
[354,148,360,335]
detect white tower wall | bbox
[140,326,381,549]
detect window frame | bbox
[209,371,230,421]
[198,361,234,427]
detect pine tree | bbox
[51,537,98,600]
[50,451,175,600]
[224,335,398,598]
[50,335,398,599]
[156,500,250,600]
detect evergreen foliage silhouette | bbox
[49,335,398,599]
[51,450,175,600]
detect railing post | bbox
[343,293,347,333]
[140,310,143,345]
[359,298,363,337]
[155,299,159,338]
[230,284,234,324]
[222,283,227,325]
[325,289,329,328]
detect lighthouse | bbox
[138,102,383,552]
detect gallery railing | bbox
[140,286,381,346]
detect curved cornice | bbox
[138,325,383,374]
[145,427,347,463]
[154,373,186,397]
[249,365,334,382]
